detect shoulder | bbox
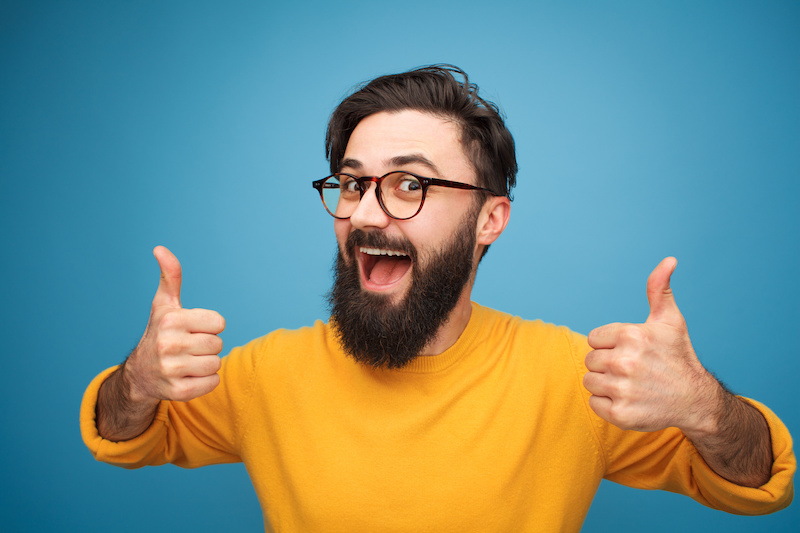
[471,302,590,356]
[221,320,337,375]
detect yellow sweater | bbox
[81,303,794,532]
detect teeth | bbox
[360,247,408,257]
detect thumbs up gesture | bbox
[583,257,720,434]
[123,246,226,404]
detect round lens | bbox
[382,172,423,219]
[321,176,341,216]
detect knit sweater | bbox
[81,303,795,532]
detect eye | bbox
[396,174,422,192]
[340,175,360,193]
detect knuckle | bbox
[618,324,645,344]
[592,323,619,337]
[159,310,181,330]
[614,355,638,377]
[614,379,633,400]
[157,358,176,378]
[170,381,194,402]
[607,405,632,429]
[588,325,608,344]
[155,337,172,356]
[155,333,184,357]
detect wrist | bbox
[97,365,159,441]
[682,389,774,487]
[680,371,728,442]
[119,354,159,407]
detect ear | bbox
[476,196,510,246]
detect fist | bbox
[583,258,719,434]
[124,246,226,403]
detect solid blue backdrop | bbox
[1,1,797,531]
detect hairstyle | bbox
[325,64,517,201]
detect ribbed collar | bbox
[394,301,484,374]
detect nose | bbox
[348,181,391,230]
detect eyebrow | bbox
[340,154,442,177]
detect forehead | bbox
[343,110,473,179]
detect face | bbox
[333,110,482,299]
[328,110,486,367]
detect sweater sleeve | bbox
[79,339,261,469]
[567,331,795,515]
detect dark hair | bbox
[325,64,517,200]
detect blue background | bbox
[1,0,797,531]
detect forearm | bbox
[96,363,160,442]
[685,384,773,488]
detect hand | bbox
[123,246,226,404]
[583,257,719,434]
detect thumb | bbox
[152,245,182,308]
[646,256,681,325]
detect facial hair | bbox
[328,210,478,369]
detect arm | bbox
[684,386,773,487]
[583,257,772,488]
[96,363,160,442]
[96,246,225,442]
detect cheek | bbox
[333,220,351,254]
[405,212,455,249]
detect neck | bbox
[418,284,474,357]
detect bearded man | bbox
[81,65,794,532]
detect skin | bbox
[96,245,226,441]
[96,109,772,488]
[584,257,773,487]
[333,110,510,355]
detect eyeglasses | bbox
[312,171,499,220]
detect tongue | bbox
[369,256,411,285]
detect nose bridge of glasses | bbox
[356,176,381,195]
[348,177,392,224]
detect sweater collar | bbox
[382,301,485,374]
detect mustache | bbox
[345,230,418,262]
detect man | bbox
[81,65,794,532]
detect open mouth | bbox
[358,246,413,289]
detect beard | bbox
[328,210,479,369]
